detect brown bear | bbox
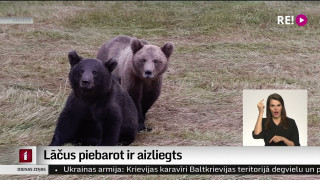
[97,35,174,131]
[50,51,138,146]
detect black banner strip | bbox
[49,165,320,175]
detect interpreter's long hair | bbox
[265,93,288,130]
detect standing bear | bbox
[97,36,174,131]
[50,51,138,146]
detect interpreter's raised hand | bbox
[257,99,265,114]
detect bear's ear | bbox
[131,38,144,54]
[104,58,118,72]
[161,42,174,59]
[68,50,83,67]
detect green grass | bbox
[0,2,320,178]
[1,1,319,144]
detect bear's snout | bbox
[81,80,90,87]
[144,69,154,78]
[80,76,94,89]
[80,80,93,89]
[145,70,152,75]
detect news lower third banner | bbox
[2,146,320,175]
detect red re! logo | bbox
[19,149,32,163]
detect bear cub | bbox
[50,51,138,146]
[97,36,174,131]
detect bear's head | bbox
[68,50,117,98]
[130,38,174,80]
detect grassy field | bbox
[1,1,320,179]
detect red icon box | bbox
[19,149,32,163]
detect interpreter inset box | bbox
[243,90,307,146]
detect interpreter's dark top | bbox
[252,117,300,146]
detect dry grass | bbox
[1,1,320,179]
